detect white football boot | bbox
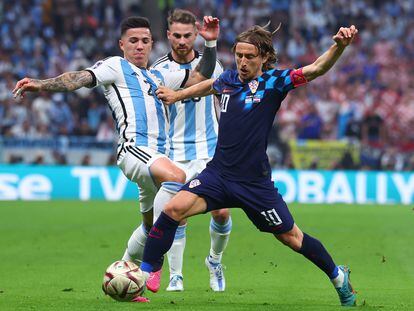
[205,257,225,292]
[166,275,184,292]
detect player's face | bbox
[167,22,197,59]
[234,42,268,82]
[119,28,153,68]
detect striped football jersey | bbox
[151,51,223,161]
[87,56,189,154]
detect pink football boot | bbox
[146,269,162,293]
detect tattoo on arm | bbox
[38,71,94,92]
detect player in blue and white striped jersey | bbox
[151,9,231,292]
[13,15,221,299]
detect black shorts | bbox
[181,166,294,234]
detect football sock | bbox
[122,224,149,264]
[141,212,180,273]
[208,217,232,264]
[167,224,187,277]
[153,182,183,222]
[331,266,345,288]
[298,232,337,279]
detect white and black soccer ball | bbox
[102,260,145,301]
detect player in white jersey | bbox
[151,9,231,292]
[13,15,220,301]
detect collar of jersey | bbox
[168,50,200,64]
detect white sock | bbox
[153,182,183,223]
[209,217,232,264]
[331,266,345,288]
[122,224,149,265]
[167,224,187,277]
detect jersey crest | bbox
[189,179,201,188]
[248,79,259,94]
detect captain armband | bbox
[290,68,308,88]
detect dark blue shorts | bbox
[181,166,294,234]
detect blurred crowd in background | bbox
[0,0,413,170]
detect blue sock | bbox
[141,212,179,273]
[298,233,337,279]
[331,266,339,279]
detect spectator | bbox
[80,154,91,166]
[361,109,385,146]
[32,93,53,126]
[87,101,104,133]
[96,114,116,142]
[297,104,323,140]
[49,94,74,135]
[31,153,45,165]
[1,0,413,168]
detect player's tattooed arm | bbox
[37,71,94,91]
[13,71,94,98]
[302,25,358,82]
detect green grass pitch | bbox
[0,201,413,310]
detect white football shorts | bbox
[117,145,167,213]
[175,158,212,182]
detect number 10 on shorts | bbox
[261,209,283,226]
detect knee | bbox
[163,200,185,221]
[166,167,186,184]
[276,226,303,251]
[211,208,230,224]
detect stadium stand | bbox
[1,0,413,169]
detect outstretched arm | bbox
[157,78,216,105]
[302,25,358,82]
[184,16,220,87]
[13,70,94,98]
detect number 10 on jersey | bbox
[220,94,230,112]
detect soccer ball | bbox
[102,260,145,301]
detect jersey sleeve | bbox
[212,70,233,94]
[213,60,224,79]
[85,56,120,87]
[268,68,308,95]
[151,68,189,90]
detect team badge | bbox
[91,61,103,69]
[248,79,259,94]
[189,179,201,188]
